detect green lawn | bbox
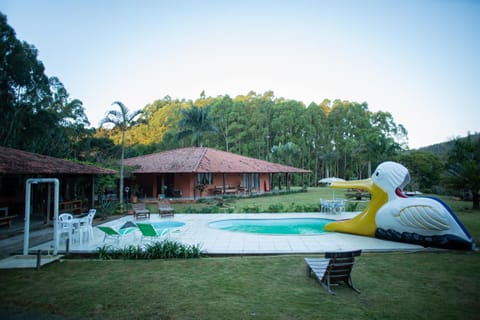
[168,187,369,213]
[1,189,479,319]
[0,252,478,320]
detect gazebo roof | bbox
[124,147,310,174]
[0,146,116,175]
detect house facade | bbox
[124,147,310,200]
[0,146,115,221]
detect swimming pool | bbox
[151,221,186,229]
[208,218,334,235]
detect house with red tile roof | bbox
[0,146,115,220]
[124,147,310,200]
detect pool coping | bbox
[29,212,425,255]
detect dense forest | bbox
[2,11,479,207]
[96,92,408,186]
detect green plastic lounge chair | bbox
[136,223,170,242]
[97,225,136,243]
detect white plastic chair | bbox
[76,209,96,243]
[57,213,74,244]
[333,200,345,214]
[320,199,334,214]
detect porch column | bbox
[193,173,197,200]
[90,175,95,208]
[47,184,51,224]
[161,176,165,196]
[153,175,158,199]
[222,174,226,194]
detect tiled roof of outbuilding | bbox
[124,147,310,174]
[0,146,116,175]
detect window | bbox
[251,173,259,190]
[242,173,259,191]
[197,173,213,185]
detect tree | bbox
[176,104,216,147]
[445,135,480,210]
[0,14,91,157]
[271,142,300,166]
[397,151,443,193]
[100,101,143,207]
[100,90,408,186]
[76,136,118,163]
[224,96,250,154]
[304,102,329,185]
[0,13,52,150]
[48,77,91,158]
[210,95,234,152]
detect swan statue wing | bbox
[394,204,450,231]
[376,197,471,239]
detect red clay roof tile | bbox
[0,146,116,175]
[125,147,310,174]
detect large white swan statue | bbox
[325,161,475,250]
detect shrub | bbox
[345,202,359,212]
[241,205,260,213]
[266,203,285,212]
[302,203,322,212]
[181,206,200,213]
[96,201,122,218]
[97,240,204,260]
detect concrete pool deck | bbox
[29,212,424,255]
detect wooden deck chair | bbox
[97,226,136,244]
[136,223,170,242]
[131,203,151,219]
[158,199,175,217]
[305,250,361,295]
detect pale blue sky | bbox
[1,0,479,148]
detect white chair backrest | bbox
[85,210,96,225]
[59,213,73,222]
[58,213,73,232]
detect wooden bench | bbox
[305,250,361,295]
[0,215,18,228]
[59,200,83,215]
[131,203,150,220]
[224,188,237,194]
[214,186,238,195]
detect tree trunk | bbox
[119,129,125,207]
[472,189,479,210]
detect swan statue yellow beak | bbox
[324,178,388,236]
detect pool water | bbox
[151,221,185,229]
[208,218,334,235]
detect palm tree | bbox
[176,104,217,147]
[100,101,143,207]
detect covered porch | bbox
[124,147,310,202]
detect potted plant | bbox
[196,184,205,195]
[130,185,140,203]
